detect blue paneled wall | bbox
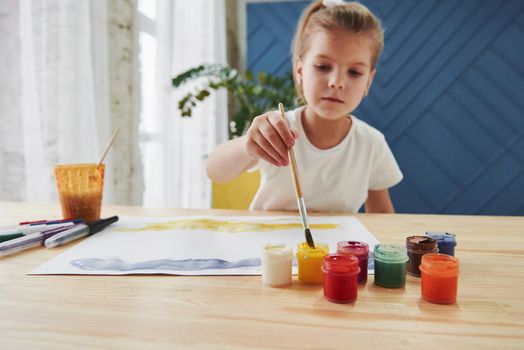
[247,0,524,215]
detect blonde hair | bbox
[292,1,384,102]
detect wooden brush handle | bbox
[278,103,303,198]
[287,148,303,198]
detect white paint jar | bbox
[261,243,293,286]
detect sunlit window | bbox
[137,0,161,206]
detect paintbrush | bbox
[278,103,315,248]
[97,129,120,168]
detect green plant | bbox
[172,64,297,138]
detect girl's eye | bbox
[348,70,362,77]
[314,64,330,72]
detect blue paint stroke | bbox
[71,257,261,271]
[368,251,375,271]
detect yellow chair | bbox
[212,171,261,209]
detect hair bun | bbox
[322,0,347,7]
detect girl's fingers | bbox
[267,112,295,148]
[258,121,289,164]
[290,128,298,140]
[251,129,286,166]
[245,112,296,167]
[246,138,279,166]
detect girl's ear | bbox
[296,59,303,85]
[365,68,376,97]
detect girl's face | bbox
[297,30,376,120]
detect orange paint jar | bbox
[420,253,460,304]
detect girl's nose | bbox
[328,72,344,89]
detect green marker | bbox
[0,220,81,243]
[0,232,25,243]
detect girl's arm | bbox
[205,136,258,183]
[206,112,296,183]
[365,189,395,213]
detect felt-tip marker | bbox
[45,216,119,248]
[0,220,82,242]
[0,226,73,257]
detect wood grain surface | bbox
[0,202,523,349]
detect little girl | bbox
[206,0,403,213]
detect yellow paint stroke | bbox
[120,218,339,233]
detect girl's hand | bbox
[244,111,297,167]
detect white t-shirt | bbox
[249,107,403,213]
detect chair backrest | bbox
[211,171,261,209]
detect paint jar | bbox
[321,254,360,303]
[261,243,293,286]
[373,244,408,288]
[336,241,369,284]
[426,232,457,256]
[406,236,438,277]
[420,253,459,304]
[54,164,105,223]
[297,242,329,284]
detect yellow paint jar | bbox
[297,242,329,284]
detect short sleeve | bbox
[368,135,403,190]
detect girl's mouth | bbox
[321,97,344,103]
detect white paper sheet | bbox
[29,216,379,275]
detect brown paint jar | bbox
[406,236,438,277]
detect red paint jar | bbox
[420,253,460,304]
[321,254,360,304]
[337,241,369,284]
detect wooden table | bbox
[1,201,523,349]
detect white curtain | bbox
[0,0,113,203]
[147,0,228,208]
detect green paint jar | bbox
[373,244,409,288]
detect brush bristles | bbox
[305,228,315,248]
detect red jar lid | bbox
[337,241,369,257]
[322,254,360,274]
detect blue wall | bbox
[247,0,524,215]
